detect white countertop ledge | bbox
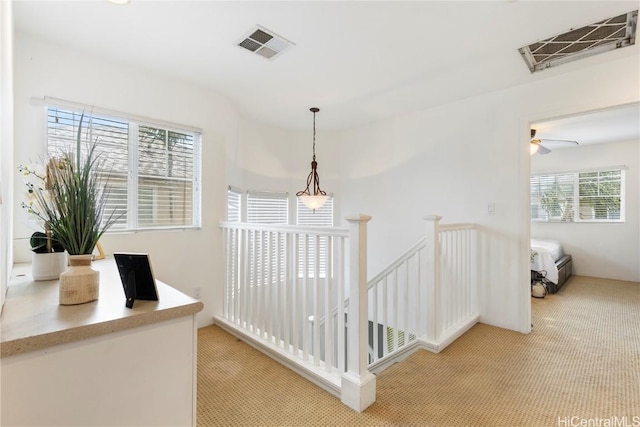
[1,258,204,358]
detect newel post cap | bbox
[346,214,372,223]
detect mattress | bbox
[531,238,565,262]
[530,238,565,285]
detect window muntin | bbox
[46,107,201,232]
[531,168,625,223]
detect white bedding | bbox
[530,239,564,284]
[531,239,565,262]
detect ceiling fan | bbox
[530,129,578,155]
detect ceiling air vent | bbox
[236,26,295,60]
[519,10,637,73]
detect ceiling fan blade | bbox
[537,144,551,155]
[538,138,578,145]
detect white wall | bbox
[0,0,14,312]
[13,32,240,327]
[13,31,639,335]
[224,53,639,334]
[328,53,640,333]
[227,117,342,224]
[531,138,640,282]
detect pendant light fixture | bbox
[296,107,328,211]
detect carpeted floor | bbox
[197,275,640,426]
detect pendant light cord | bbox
[312,109,317,162]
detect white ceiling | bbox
[12,0,640,132]
[532,103,640,150]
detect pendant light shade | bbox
[296,107,328,211]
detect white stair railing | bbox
[218,214,478,409]
[219,222,349,370]
[423,215,479,352]
[366,215,479,368]
[218,216,375,413]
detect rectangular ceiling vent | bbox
[518,10,637,73]
[236,25,295,60]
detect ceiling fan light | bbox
[299,194,329,211]
[530,142,540,155]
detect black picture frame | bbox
[114,252,159,308]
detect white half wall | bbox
[13,32,240,327]
[532,138,640,282]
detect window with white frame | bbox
[227,187,242,222]
[46,106,201,232]
[297,197,333,278]
[247,191,289,224]
[246,191,288,285]
[531,168,625,222]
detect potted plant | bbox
[29,230,68,280]
[19,163,68,280]
[20,113,121,304]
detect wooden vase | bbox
[59,254,99,305]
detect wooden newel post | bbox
[341,214,376,412]
[424,215,442,345]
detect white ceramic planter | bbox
[31,252,68,281]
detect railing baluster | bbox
[337,236,345,373]
[275,231,282,346]
[258,230,265,337]
[235,228,241,324]
[392,267,398,352]
[302,233,309,361]
[283,231,291,350]
[243,230,248,329]
[371,279,378,363]
[382,275,388,358]
[403,259,409,348]
[313,234,321,367]
[267,231,273,340]
[324,235,333,372]
[223,227,229,319]
[292,233,299,355]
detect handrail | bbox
[439,223,476,232]
[367,237,426,286]
[219,221,350,237]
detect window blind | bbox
[246,191,288,286]
[578,170,623,220]
[530,173,574,222]
[531,168,624,222]
[227,187,242,222]
[247,191,288,224]
[46,106,201,232]
[296,197,334,278]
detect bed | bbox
[530,238,573,293]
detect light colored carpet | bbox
[197,275,640,426]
